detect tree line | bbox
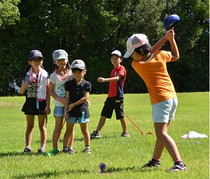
[0,0,208,95]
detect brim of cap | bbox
[111,53,122,58]
[71,65,85,70]
[163,20,179,30]
[54,55,68,61]
[123,49,134,58]
[29,56,44,60]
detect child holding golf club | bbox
[123,30,187,172]
[49,49,76,155]
[90,50,130,139]
[63,59,92,153]
[20,50,50,154]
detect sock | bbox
[63,147,68,151]
[85,145,90,149]
[152,158,160,163]
[174,160,183,165]
[39,144,45,150]
[26,146,31,149]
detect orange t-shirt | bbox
[131,50,177,104]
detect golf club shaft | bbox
[125,114,144,134]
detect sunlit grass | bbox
[0,92,209,179]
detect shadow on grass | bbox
[37,137,84,144]
[106,166,161,173]
[12,167,142,178]
[107,166,136,173]
[12,169,90,179]
[0,152,45,157]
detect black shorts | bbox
[101,97,124,120]
[21,98,47,115]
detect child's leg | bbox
[95,116,106,132]
[38,114,47,150]
[80,123,90,146]
[153,122,182,162]
[152,122,170,160]
[120,118,128,133]
[67,130,75,148]
[25,115,35,148]
[52,116,63,149]
[63,122,74,148]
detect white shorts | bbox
[152,98,178,123]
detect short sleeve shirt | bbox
[131,51,176,104]
[65,79,91,118]
[50,70,73,106]
[108,65,126,98]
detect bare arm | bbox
[19,79,31,94]
[67,91,90,112]
[64,91,70,119]
[168,30,180,62]
[97,76,120,83]
[151,30,174,54]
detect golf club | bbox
[125,114,152,135]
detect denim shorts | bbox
[152,98,178,123]
[53,106,65,117]
[67,117,89,124]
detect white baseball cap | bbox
[71,59,86,70]
[123,34,149,58]
[52,49,68,61]
[111,50,122,58]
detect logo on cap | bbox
[71,59,86,70]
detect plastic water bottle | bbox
[81,111,85,122]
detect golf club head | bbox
[163,14,180,31]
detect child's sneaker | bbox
[37,149,45,154]
[142,159,160,168]
[23,147,31,154]
[168,162,187,172]
[68,148,77,154]
[83,148,91,153]
[62,148,69,153]
[90,131,101,139]
[51,148,59,155]
[121,132,130,137]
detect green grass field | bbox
[0,92,209,179]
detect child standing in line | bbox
[49,49,76,155]
[90,50,130,139]
[20,50,50,154]
[123,30,187,172]
[63,59,91,153]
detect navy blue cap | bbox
[28,50,44,60]
[163,14,180,31]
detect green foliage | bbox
[0,0,208,95]
[0,93,209,178]
[0,0,20,28]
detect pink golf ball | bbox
[99,163,106,171]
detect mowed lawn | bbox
[0,92,209,179]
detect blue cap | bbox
[28,50,44,60]
[163,14,180,31]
